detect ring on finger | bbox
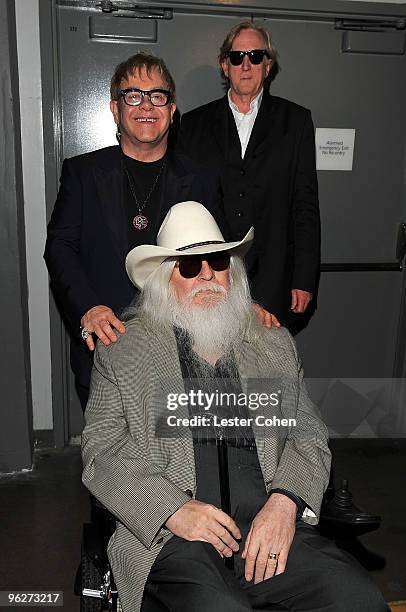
[268,552,279,561]
[80,326,90,341]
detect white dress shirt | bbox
[228,89,263,159]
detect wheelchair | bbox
[76,501,119,611]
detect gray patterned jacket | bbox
[82,313,331,612]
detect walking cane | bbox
[206,412,234,570]
[217,433,234,570]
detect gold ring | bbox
[268,553,279,560]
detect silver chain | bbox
[124,159,166,214]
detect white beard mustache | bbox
[169,281,252,358]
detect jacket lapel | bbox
[237,340,266,464]
[160,151,195,215]
[236,336,281,488]
[95,147,129,263]
[212,97,234,160]
[244,91,278,161]
[151,323,196,486]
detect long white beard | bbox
[169,281,252,358]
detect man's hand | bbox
[291,289,312,314]
[253,304,281,329]
[165,499,241,558]
[80,305,126,351]
[241,493,296,584]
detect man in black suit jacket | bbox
[178,22,320,333]
[44,52,223,408]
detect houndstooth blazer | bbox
[82,313,331,612]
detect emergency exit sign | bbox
[316,128,356,171]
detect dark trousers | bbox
[142,522,387,612]
[142,445,387,612]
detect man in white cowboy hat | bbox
[82,202,387,612]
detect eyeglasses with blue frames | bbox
[226,49,271,66]
[119,88,172,107]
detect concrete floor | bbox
[0,447,87,611]
[0,440,405,611]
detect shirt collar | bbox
[227,88,263,115]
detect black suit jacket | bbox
[178,92,320,325]
[44,145,223,390]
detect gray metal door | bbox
[45,0,406,440]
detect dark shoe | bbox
[319,479,381,537]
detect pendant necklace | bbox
[124,159,166,230]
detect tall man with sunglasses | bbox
[178,25,382,532]
[44,52,224,409]
[178,22,320,333]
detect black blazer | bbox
[178,92,320,324]
[44,145,223,389]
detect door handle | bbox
[321,222,406,272]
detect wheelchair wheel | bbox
[79,521,118,611]
[80,552,103,612]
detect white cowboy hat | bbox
[126,201,254,289]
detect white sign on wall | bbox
[316,128,356,171]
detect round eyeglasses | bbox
[119,88,172,107]
[226,49,270,66]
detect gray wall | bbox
[15,0,52,431]
[0,0,33,472]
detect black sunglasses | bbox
[176,252,230,279]
[226,49,270,66]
